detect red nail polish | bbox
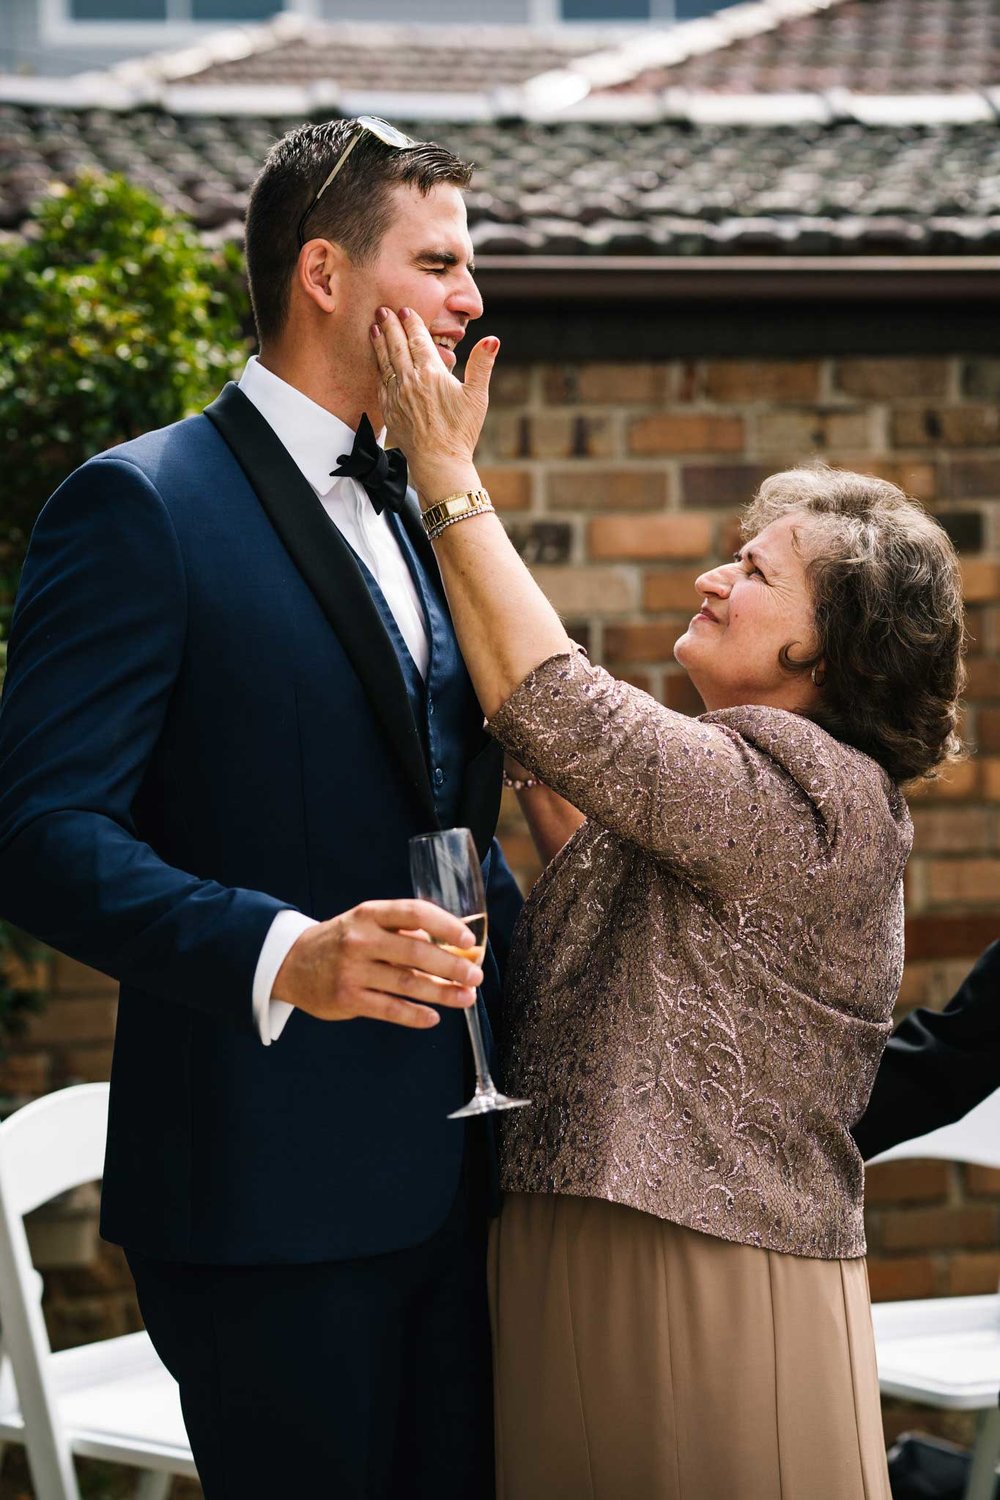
[370,323,380,338]
[399,307,412,320]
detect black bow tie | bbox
[330,413,408,516]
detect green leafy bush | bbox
[0,172,251,1063]
[0,170,251,615]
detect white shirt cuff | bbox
[252,910,318,1045]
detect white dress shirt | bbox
[239,356,430,1045]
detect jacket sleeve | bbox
[0,456,292,1035]
[487,648,838,892]
[853,940,1000,1159]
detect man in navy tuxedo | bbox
[0,119,523,1498]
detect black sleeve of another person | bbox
[853,940,1000,1161]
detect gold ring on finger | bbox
[383,372,397,387]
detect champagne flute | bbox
[409,828,530,1119]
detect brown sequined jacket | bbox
[488,650,913,1259]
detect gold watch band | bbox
[420,489,491,534]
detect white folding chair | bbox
[869,1088,1000,1500]
[0,1082,197,1500]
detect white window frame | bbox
[40,0,316,52]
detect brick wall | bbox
[0,350,997,1487]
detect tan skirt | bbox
[488,1192,891,1500]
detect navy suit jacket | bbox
[853,940,1000,1161]
[0,383,523,1263]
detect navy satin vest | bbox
[355,512,476,833]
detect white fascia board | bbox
[829,90,996,126]
[163,83,314,115]
[337,91,495,122]
[551,92,663,123]
[0,72,138,108]
[662,88,833,125]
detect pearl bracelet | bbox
[502,771,540,790]
[425,500,495,542]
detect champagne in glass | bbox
[409,829,530,1120]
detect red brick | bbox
[51,953,115,996]
[947,457,1000,500]
[531,413,618,460]
[905,913,1000,959]
[753,408,872,453]
[24,998,118,1047]
[961,359,1000,400]
[979,708,1000,752]
[983,758,1000,799]
[961,558,1000,604]
[476,466,531,512]
[604,622,686,663]
[835,358,951,399]
[615,670,656,694]
[927,859,1000,903]
[543,363,666,405]
[945,1252,1000,1295]
[629,414,744,456]
[861,460,939,502]
[663,673,705,715]
[865,1159,950,1205]
[545,468,669,512]
[643,569,704,613]
[866,1256,938,1302]
[529,566,637,616]
[965,1165,1000,1196]
[61,1046,115,1083]
[700,359,821,402]
[0,1051,52,1098]
[893,407,1000,448]
[881,1205,998,1252]
[681,463,774,509]
[906,761,979,800]
[486,366,532,406]
[588,514,714,561]
[911,807,995,854]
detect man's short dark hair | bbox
[244,119,474,344]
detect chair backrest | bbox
[867,1086,1000,1168]
[0,1082,111,1500]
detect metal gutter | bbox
[474,255,1000,301]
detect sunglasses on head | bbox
[296,116,417,250]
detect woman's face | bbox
[674,510,823,714]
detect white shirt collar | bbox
[238,355,385,499]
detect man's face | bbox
[342,182,483,379]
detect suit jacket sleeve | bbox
[853,940,1000,1160]
[485,837,523,984]
[0,456,292,1035]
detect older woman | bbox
[371,307,965,1500]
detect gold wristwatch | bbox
[420,489,492,535]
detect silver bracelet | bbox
[426,500,495,542]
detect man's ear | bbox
[296,239,349,315]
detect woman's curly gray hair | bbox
[742,465,966,784]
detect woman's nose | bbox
[694,563,735,598]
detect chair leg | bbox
[133,1470,172,1500]
[965,1406,1000,1500]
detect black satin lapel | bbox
[205,384,439,831]
[398,491,441,589]
[394,497,503,860]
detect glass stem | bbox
[463,1002,493,1093]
